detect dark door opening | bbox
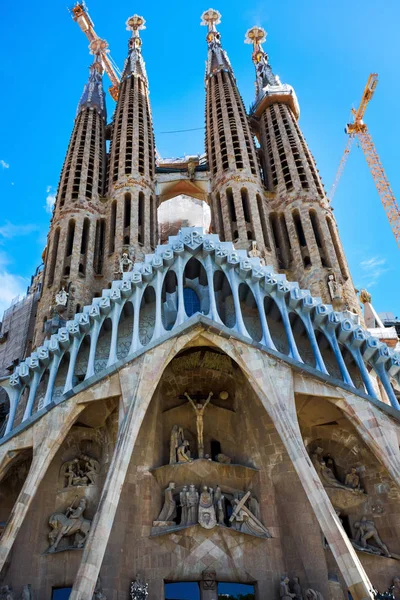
[165,582,200,599]
[210,439,222,461]
[218,582,255,599]
[52,588,72,600]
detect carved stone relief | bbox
[47,497,91,553]
[152,483,270,538]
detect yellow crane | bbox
[329,73,400,248]
[70,2,121,100]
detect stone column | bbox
[70,340,177,599]
[200,570,218,600]
[0,401,85,573]
[229,346,374,600]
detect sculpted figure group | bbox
[63,454,100,488]
[154,482,270,537]
[280,576,324,600]
[310,448,363,494]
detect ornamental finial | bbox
[201,9,221,31]
[245,26,267,65]
[126,14,146,35]
[125,14,146,52]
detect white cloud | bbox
[0,270,29,322]
[45,186,56,214]
[0,160,9,169]
[359,255,389,288]
[0,221,38,240]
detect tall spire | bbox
[122,14,147,80]
[77,39,107,119]
[245,26,299,119]
[201,9,231,75]
[244,26,280,98]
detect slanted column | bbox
[70,341,177,599]
[0,401,85,572]
[236,348,374,600]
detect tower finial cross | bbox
[200,8,221,31]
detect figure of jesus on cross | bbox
[184,391,213,458]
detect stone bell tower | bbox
[245,26,359,313]
[33,41,107,348]
[201,9,276,264]
[105,14,157,276]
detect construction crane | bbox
[70,2,121,100]
[329,73,400,248]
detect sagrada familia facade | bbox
[0,8,400,600]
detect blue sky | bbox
[0,0,399,319]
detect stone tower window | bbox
[124,193,131,245]
[326,217,349,280]
[215,192,225,241]
[138,191,145,244]
[278,104,308,190]
[125,78,134,175]
[109,200,117,254]
[47,227,60,287]
[150,195,155,249]
[256,194,270,250]
[293,210,310,267]
[309,210,330,268]
[93,218,106,275]
[79,218,90,276]
[138,79,145,175]
[63,220,75,276]
[240,188,251,224]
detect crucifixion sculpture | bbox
[184,391,213,458]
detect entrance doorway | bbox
[52,588,72,600]
[218,583,256,598]
[165,582,200,599]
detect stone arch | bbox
[183,257,209,317]
[0,448,33,528]
[314,330,342,381]
[296,394,400,582]
[289,312,315,367]
[34,368,51,413]
[54,351,71,398]
[263,296,290,355]
[74,335,91,384]
[94,318,112,374]
[213,270,235,328]
[116,301,134,361]
[238,283,262,342]
[139,286,156,346]
[157,195,211,244]
[0,389,10,437]
[162,270,178,330]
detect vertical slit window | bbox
[47,228,60,286]
[240,188,251,223]
[138,191,144,245]
[150,195,155,249]
[216,192,225,241]
[109,200,117,254]
[326,218,348,280]
[124,193,131,245]
[310,210,330,268]
[79,218,90,276]
[293,210,310,267]
[226,188,236,223]
[93,218,106,275]
[66,220,75,257]
[270,213,284,269]
[257,194,270,250]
